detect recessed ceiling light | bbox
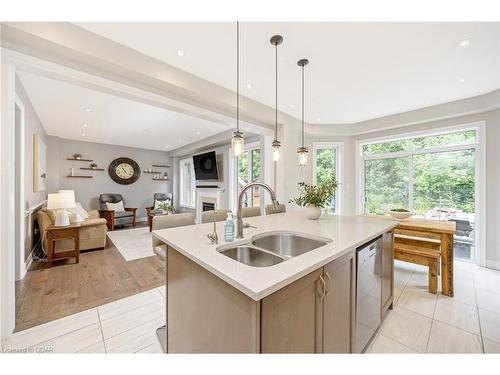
[290,104,295,108]
[177,50,184,57]
[84,108,92,113]
[317,118,321,122]
[196,131,201,136]
[164,145,169,149]
[83,123,88,128]
[81,133,86,137]
[246,84,252,89]
[459,40,470,47]
[459,78,466,83]
[178,140,182,143]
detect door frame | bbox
[355,121,486,266]
[14,94,27,281]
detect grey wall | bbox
[47,137,173,219]
[15,76,48,210]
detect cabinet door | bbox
[381,230,394,316]
[322,250,356,353]
[261,268,323,353]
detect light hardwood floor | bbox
[15,225,165,332]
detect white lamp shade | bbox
[47,192,76,210]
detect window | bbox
[179,158,195,208]
[360,128,478,261]
[238,145,261,207]
[312,142,343,214]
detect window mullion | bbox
[408,155,414,212]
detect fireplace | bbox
[202,202,215,212]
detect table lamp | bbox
[58,190,83,223]
[47,192,76,226]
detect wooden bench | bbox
[394,231,441,294]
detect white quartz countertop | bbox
[152,212,398,301]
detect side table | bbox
[45,224,80,267]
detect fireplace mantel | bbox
[194,187,225,223]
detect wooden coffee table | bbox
[45,224,80,267]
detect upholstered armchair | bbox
[145,193,173,216]
[98,193,137,231]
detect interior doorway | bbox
[14,96,26,281]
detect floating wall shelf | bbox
[152,164,171,168]
[144,171,162,174]
[80,167,104,171]
[66,175,93,178]
[152,177,169,181]
[66,158,93,162]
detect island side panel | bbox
[167,246,260,353]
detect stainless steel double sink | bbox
[217,231,331,267]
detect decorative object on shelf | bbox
[70,167,76,176]
[297,58,310,166]
[231,22,244,157]
[108,157,141,185]
[47,192,76,226]
[73,153,82,160]
[289,176,337,220]
[33,134,47,193]
[270,34,283,162]
[90,163,98,170]
[389,208,413,220]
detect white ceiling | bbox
[76,22,500,124]
[17,71,229,151]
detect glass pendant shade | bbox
[232,131,244,157]
[297,146,309,166]
[272,140,282,162]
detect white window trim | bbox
[312,142,345,215]
[179,157,195,209]
[355,121,486,266]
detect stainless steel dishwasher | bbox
[355,237,382,353]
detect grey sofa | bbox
[98,193,137,230]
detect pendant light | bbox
[231,22,244,157]
[297,58,309,166]
[270,34,283,162]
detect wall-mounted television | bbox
[192,151,219,181]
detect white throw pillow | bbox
[106,200,125,212]
[68,202,89,219]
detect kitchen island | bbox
[152,212,398,353]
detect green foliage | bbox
[289,177,338,208]
[158,201,175,213]
[364,131,476,216]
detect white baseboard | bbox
[486,259,500,271]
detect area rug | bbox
[107,227,155,261]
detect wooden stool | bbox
[394,235,441,294]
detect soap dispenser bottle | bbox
[224,212,235,242]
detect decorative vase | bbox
[305,204,321,220]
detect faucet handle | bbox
[207,233,218,245]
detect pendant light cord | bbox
[275,40,278,140]
[236,21,240,133]
[301,64,305,147]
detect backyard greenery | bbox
[363,130,476,215]
[290,176,338,208]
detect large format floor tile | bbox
[4,308,99,350]
[483,338,500,354]
[366,334,418,354]
[33,323,103,353]
[379,307,433,353]
[396,286,437,318]
[476,288,500,313]
[434,295,480,334]
[137,340,164,353]
[478,308,500,343]
[105,315,164,353]
[98,288,163,322]
[426,320,482,353]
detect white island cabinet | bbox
[153,212,398,353]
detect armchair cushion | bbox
[115,211,134,218]
[106,200,125,212]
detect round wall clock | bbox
[108,157,141,185]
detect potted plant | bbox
[73,153,82,160]
[289,177,337,220]
[389,208,412,220]
[158,201,175,214]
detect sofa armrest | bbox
[79,218,107,227]
[99,210,115,230]
[87,209,100,219]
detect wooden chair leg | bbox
[428,258,438,294]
